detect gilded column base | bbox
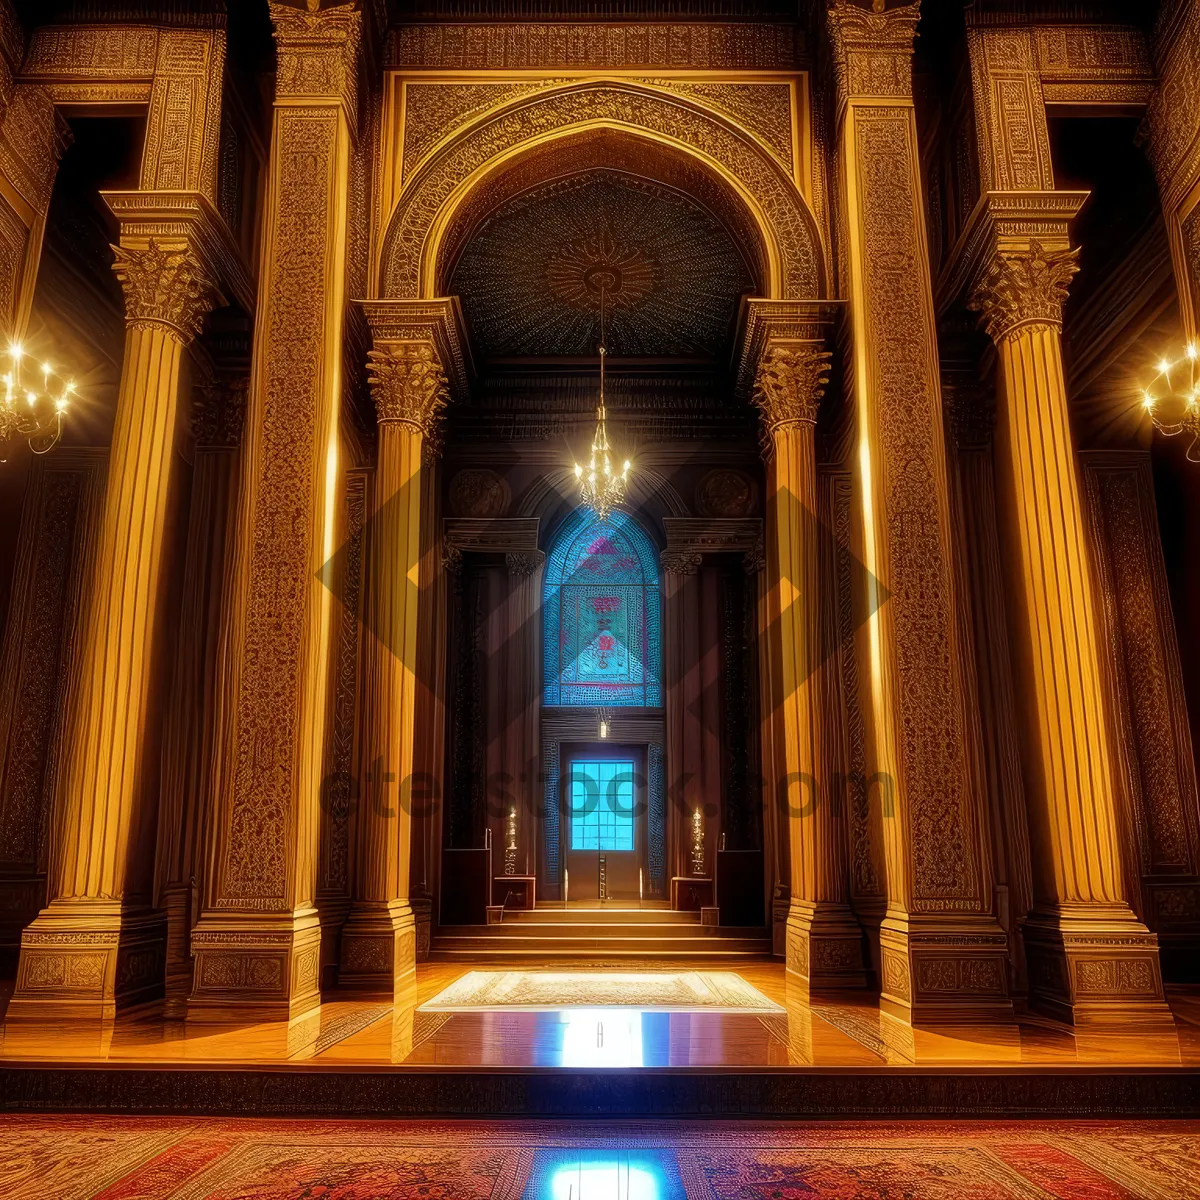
[1023,907,1174,1028]
[161,883,192,1021]
[187,908,322,1023]
[785,899,868,993]
[8,900,165,1022]
[338,900,417,996]
[878,912,1015,1026]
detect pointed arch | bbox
[543,509,662,707]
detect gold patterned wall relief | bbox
[388,23,802,72]
[378,79,823,302]
[395,76,804,190]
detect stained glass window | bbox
[543,509,661,707]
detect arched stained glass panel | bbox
[543,509,661,707]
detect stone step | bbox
[501,908,700,925]
[428,945,774,963]
[430,932,772,954]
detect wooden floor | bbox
[1,961,1198,1071]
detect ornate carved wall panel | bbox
[1083,452,1200,969]
[0,449,105,953]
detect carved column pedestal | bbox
[972,242,1171,1026]
[751,328,866,993]
[9,238,220,1021]
[340,336,447,994]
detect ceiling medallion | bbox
[545,229,660,313]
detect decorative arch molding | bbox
[378,79,826,301]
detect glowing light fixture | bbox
[574,285,630,519]
[0,341,72,461]
[1142,343,1200,461]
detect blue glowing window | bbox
[570,760,635,851]
[543,510,661,708]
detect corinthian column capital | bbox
[110,239,222,344]
[752,344,831,436]
[367,341,449,435]
[970,241,1080,344]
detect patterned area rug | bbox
[0,1116,1197,1199]
[419,970,785,1012]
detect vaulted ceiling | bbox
[448,170,757,362]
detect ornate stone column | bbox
[189,2,362,1020]
[972,242,1172,1025]
[10,237,220,1021]
[340,338,447,993]
[154,374,245,1019]
[752,339,866,992]
[827,0,1011,1023]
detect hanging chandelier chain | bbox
[574,282,630,519]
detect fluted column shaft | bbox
[341,340,446,993]
[973,245,1170,1024]
[754,343,865,991]
[155,380,244,1019]
[11,239,218,1021]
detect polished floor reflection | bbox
[0,963,1198,1069]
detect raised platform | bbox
[430,903,774,962]
[1,963,1198,1118]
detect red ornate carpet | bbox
[0,1116,1196,1199]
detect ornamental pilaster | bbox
[826,0,1011,1023]
[969,235,1171,1025]
[189,0,365,1021]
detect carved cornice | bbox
[103,190,256,316]
[826,0,920,107]
[110,238,221,343]
[443,516,540,557]
[935,190,1087,319]
[732,298,840,398]
[366,341,448,434]
[359,298,473,401]
[662,516,764,572]
[752,344,831,434]
[969,240,1080,343]
[270,1,363,124]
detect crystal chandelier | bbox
[0,341,73,462]
[1142,343,1200,462]
[574,286,629,519]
